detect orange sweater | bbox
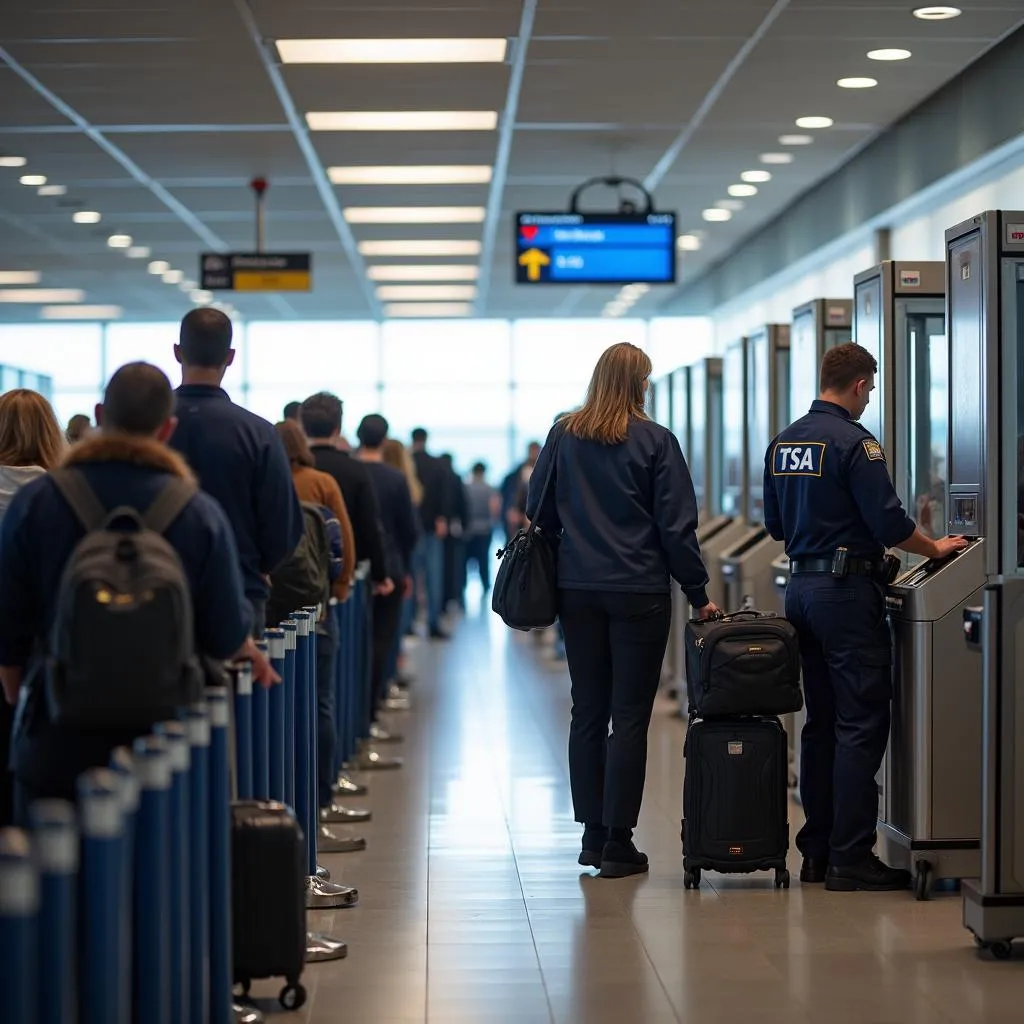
[291,464,356,601]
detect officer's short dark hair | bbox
[819,343,878,393]
[301,392,342,439]
[356,414,389,449]
[179,308,233,368]
[283,401,301,421]
[411,427,428,444]
[104,362,174,435]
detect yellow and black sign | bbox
[517,247,551,283]
[200,252,312,292]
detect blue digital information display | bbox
[515,212,677,285]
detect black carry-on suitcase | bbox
[681,716,791,889]
[231,800,308,1010]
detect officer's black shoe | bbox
[800,856,829,884]
[598,836,649,879]
[825,854,912,892]
[578,825,607,868]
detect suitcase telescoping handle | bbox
[688,609,776,624]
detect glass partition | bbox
[790,310,818,419]
[670,369,688,449]
[722,341,745,518]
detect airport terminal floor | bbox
[260,603,1019,1024]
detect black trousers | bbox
[371,588,405,717]
[559,589,671,829]
[465,534,492,591]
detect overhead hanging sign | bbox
[515,212,676,286]
[200,252,312,292]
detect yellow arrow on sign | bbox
[518,247,551,282]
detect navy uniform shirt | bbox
[763,400,916,560]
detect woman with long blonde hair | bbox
[525,342,717,878]
[382,437,423,506]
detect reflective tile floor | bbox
[257,601,1021,1022]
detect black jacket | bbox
[412,449,449,531]
[362,460,420,579]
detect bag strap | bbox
[50,468,108,533]
[143,478,197,535]
[525,426,564,539]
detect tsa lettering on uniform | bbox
[772,441,825,477]
[861,440,885,462]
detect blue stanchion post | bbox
[332,602,346,777]
[156,721,191,1024]
[252,639,270,799]
[0,828,39,1024]
[232,658,254,801]
[132,737,172,1024]
[80,768,130,1024]
[206,686,232,1024]
[282,620,298,812]
[267,627,286,802]
[108,747,138,900]
[30,801,78,1024]
[302,605,321,867]
[185,702,211,1024]
[293,610,314,876]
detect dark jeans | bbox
[316,617,339,808]
[465,534,492,591]
[559,588,671,829]
[412,535,445,632]
[786,573,892,867]
[371,589,405,717]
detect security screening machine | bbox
[717,325,790,613]
[850,261,986,900]
[945,211,1024,957]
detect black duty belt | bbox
[790,557,879,578]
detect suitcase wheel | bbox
[683,867,701,890]
[279,983,307,1011]
[774,868,790,889]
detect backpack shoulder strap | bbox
[50,468,108,532]
[143,478,198,535]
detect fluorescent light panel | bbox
[307,110,498,132]
[676,234,702,251]
[728,184,757,197]
[384,302,472,318]
[358,239,482,257]
[761,152,795,164]
[0,271,41,285]
[702,208,732,222]
[868,48,911,61]
[778,134,813,146]
[278,38,507,64]
[913,6,960,19]
[741,170,772,182]
[162,270,184,284]
[376,284,477,300]
[837,77,877,89]
[20,174,46,186]
[0,156,27,167]
[148,260,170,275]
[0,288,85,303]
[73,211,101,224]
[328,164,493,185]
[344,206,486,224]
[38,184,67,196]
[41,304,122,320]
[795,116,834,129]
[127,246,151,259]
[367,264,479,281]
[107,234,132,248]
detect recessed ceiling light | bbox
[728,184,758,197]
[741,170,772,183]
[367,265,480,281]
[190,289,213,305]
[837,77,878,89]
[795,116,834,129]
[41,304,122,320]
[179,279,198,292]
[148,260,170,275]
[37,184,67,197]
[162,269,184,284]
[702,208,732,222]
[913,6,961,19]
[761,152,795,165]
[307,110,498,132]
[72,211,101,224]
[277,38,508,64]
[328,165,493,185]
[344,206,486,224]
[716,199,746,211]
[676,234,702,251]
[868,48,912,61]
[358,239,482,257]
[375,284,478,300]
[0,288,85,303]
[19,174,46,186]
[127,246,151,259]
[383,302,472,318]
[778,135,813,146]
[0,271,41,285]
[0,156,27,168]
[107,234,132,249]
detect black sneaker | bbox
[578,826,607,868]
[800,856,829,884]
[825,854,911,892]
[598,839,649,879]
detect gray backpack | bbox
[47,468,203,730]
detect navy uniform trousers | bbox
[786,572,892,867]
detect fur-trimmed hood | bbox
[62,433,196,483]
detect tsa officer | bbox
[763,343,966,891]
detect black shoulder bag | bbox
[491,436,561,631]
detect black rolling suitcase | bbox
[231,800,308,1010]
[681,716,791,889]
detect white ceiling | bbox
[0,0,1021,323]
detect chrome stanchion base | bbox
[316,864,331,881]
[346,749,403,771]
[333,772,369,797]
[369,722,403,743]
[306,931,348,961]
[306,874,359,908]
[318,824,367,853]
[234,1000,265,1023]
[320,803,372,824]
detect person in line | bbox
[464,462,499,592]
[65,413,93,444]
[0,389,66,826]
[501,441,540,541]
[527,343,717,878]
[0,362,275,815]
[170,309,304,635]
[763,343,966,891]
[355,415,419,734]
[283,401,302,422]
[439,453,467,611]
[410,427,450,639]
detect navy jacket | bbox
[0,435,252,794]
[763,400,916,560]
[412,449,449,531]
[362,460,420,579]
[527,418,710,606]
[170,385,303,601]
